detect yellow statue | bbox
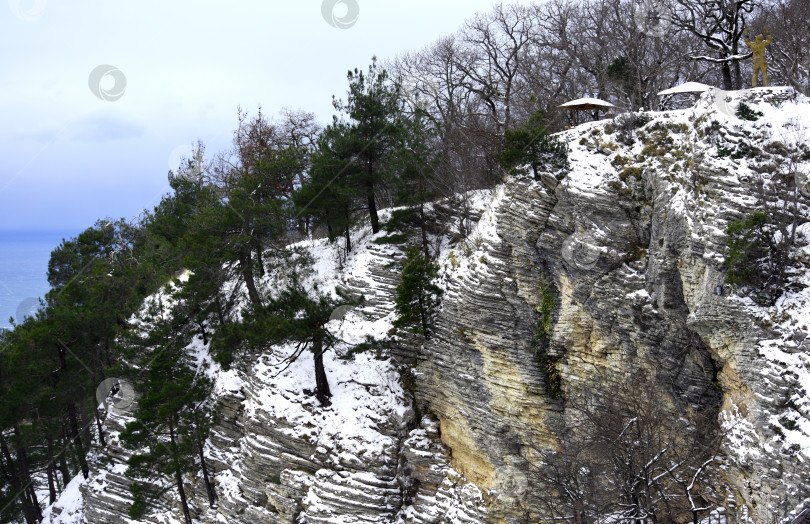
[745,26,772,87]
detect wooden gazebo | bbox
[557,97,615,127]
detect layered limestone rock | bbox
[195,238,487,524]
[400,87,810,522]
[49,87,810,523]
[80,402,140,524]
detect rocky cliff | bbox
[44,87,810,523]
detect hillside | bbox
[43,86,810,523]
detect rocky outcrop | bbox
[49,87,810,523]
[399,87,810,522]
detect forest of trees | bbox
[1,0,809,522]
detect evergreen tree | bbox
[393,246,443,339]
[293,121,359,253]
[120,297,216,524]
[497,109,568,180]
[257,276,345,405]
[189,110,309,308]
[336,58,406,234]
[0,319,47,524]
[389,105,442,257]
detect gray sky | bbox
[1,0,519,232]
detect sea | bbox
[0,230,80,330]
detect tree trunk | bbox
[255,241,265,277]
[344,221,352,254]
[312,338,332,405]
[198,439,217,507]
[14,424,39,520]
[94,407,106,447]
[419,201,429,259]
[0,435,37,524]
[199,321,208,346]
[26,483,42,521]
[46,433,57,503]
[240,250,261,307]
[733,55,743,90]
[722,58,733,90]
[67,403,89,479]
[58,424,72,486]
[417,291,428,338]
[214,296,226,327]
[169,420,192,524]
[366,180,380,234]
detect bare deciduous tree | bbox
[529,372,723,523]
[672,0,762,90]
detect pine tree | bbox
[0,320,47,524]
[256,275,347,405]
[293,121,359,253]
[120,298,216,524]
[393,246,443,339]
[337,58,406,234]
[497,108,568,180]
[389,105,442,256]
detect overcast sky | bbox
[1,0,527,232]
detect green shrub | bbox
[393,246,443,339]
[373,233,409,245]
[722,209,796,306]
[736,102,763,121]
[532,274,563,398]
[383,207,419,233]
[619,166,643,183]
[724,212,770,289]
[606,113,651,146]
[498,109,569,179]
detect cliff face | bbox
[401,86,810,522]
[45,87,810,523]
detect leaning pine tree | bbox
[393,246,443,339]
[257,275,348,405]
